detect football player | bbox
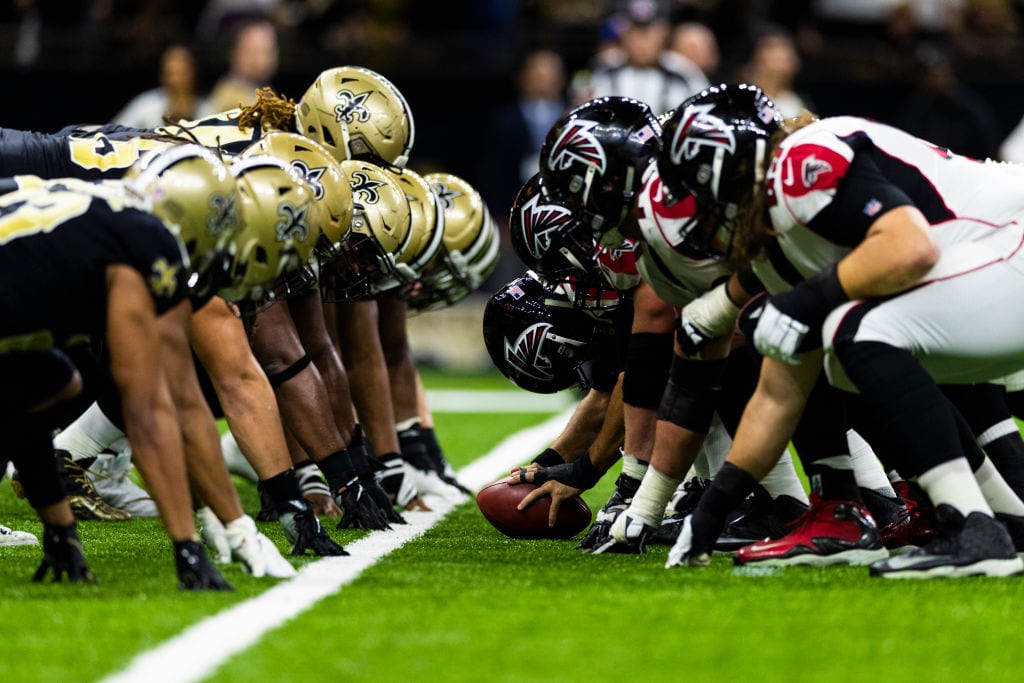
[0,145,237,588]
[661,83,1024,577]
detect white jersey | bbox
[761,116,1024,292]
[635,163,731,307]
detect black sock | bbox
[983,434,1024,500]
[258,469,303,509]
[317,450,356,491]
[690,463,758,552]
[804,463,862,502]
[835,341,963,478]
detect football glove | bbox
[225,515,297,579]
[32,523,97,584]
[587,510,654,555]
[174,539,233,590]
[532,455,603,492]
[377,456,419,508]
[349,448,407,524]
[665,515,711,568]
[196,506,231,564]
[334,477,392,530]
[278,500,348,557]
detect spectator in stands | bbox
[208,17,279,112]
[570,0,708,114]
[112,44,213,128]
[671,22,721,81]
[735,24,811,118]
[481,48,569,289]
[893,43,999,161]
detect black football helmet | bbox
[483,272,611,394]
[539,96,661,235]
[510,173,627,311]
[657,83,782,252]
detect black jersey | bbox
[0,110,267,180]
[0,185,188,355]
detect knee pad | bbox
[656,356,726,432]
[622,332,672,409]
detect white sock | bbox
[620,452,648,481]
[916,458,992,517]
[628,467,682,527]
[847,429,897,497]
[759,449,809,504]
[697,414,731,479]
[887,470,905,484]
[53,402,124,461]
[974,457,1024,516]
[220,432,259,484]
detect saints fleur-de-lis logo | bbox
[430,181,461,210]
[334,90,372,124]
[276,202,310,243]
[149,257,180,298]
[350,170,384,203]
[208,192,237,236]
[290,160,326,199]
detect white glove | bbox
[197,506,230,564]
[225,515,297,579]
[679,281,741,356]
[665,516,711,568]
[377,457,419,508]
[752,300,808,365]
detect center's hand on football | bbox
[513,473,583,527]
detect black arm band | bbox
[735,268,766,299]
[773,263,848,328]
[622,332,673,409]
[265,354,312,388]
[656,356,727,432]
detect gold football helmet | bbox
[381,167,444,290]
[323,159,412,301]
[219,155,322,303]
[123,143,240,296]
[295,66,415,168]
[240,131,352,261]
[406,172,500,310]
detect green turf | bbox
[3,390,1024,683]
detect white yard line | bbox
[424,389,574,413]
[98,408,573,683]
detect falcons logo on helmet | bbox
[520,192,575,259]
[504,322,555,381]
[669,104,736,164]
[547,120,608,175]
[275,202,310,243]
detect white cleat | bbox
[0,524,38,546]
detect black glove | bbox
[350,446,407,525]
[577,517,614,551]
[531,448,564,468]
[532,455,603,491]
[277,498,348,557]
[334,477,392,530]
[174,539,233,591]
[32,523,97,584]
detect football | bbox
[476,479,592,539]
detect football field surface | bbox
[2,373,1023,683]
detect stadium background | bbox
[4,0,1021,368]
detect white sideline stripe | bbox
[98,409,573,683]
[425,389,574,413]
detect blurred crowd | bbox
[5,0,1024,287]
